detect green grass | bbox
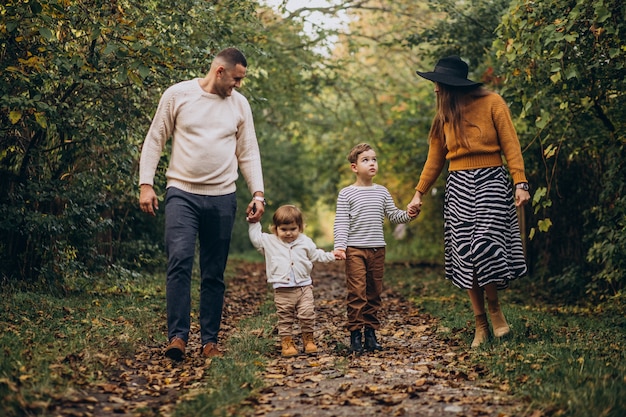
[2,259,624,417]
[0,260,276,417]
[0,273,166,415]
[385,263,626,417]
[172,301,276,417]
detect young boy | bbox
[333,143,418,354]
[248,205,339,357]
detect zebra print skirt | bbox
[444,166,527,290]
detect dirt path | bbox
[244,262,525,417]
[49,261,526,416]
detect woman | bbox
[408,56,531,348]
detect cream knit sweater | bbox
[139,79,264,196]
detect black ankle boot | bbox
[364,326,383,351]
[349,329,364,354]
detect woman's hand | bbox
[407,191,424,217]
[515,189,531,207]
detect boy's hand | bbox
[333,249,346,260]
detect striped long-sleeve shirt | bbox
[334,184,413,250]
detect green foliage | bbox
[0,0,261,286]
[495,0,626,297]
[270,2,448,260]
[229,7,343,252]
[586,185,626,296]
[402,0,626,299]
[407,0,511,70]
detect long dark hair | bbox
[429,83,490,149]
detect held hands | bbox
[246,197,265,223]
[407,191,424,218]
[407,205,420,218]
[333,249,346,260]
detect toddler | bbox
[248,205,339,357]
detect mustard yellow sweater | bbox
[415,92,527,194]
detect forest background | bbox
[1,1,625,416]
[1,0,624,308]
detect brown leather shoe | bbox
[165,337,186,361]
[202,342,223,358]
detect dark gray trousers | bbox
[164,187,236,346]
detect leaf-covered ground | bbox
[48,262,528,416]
[243,262,525,417]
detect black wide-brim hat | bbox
[416,56,482,87]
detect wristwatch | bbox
[253,195,267,205]
[515,182,529,191]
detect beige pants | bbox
[274,285,315,337]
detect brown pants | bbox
[274,285,315,337]
[345,247,386,331]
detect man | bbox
[139,48,265,360]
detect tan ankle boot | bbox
[281,336,298,357]
[302,332,318,354]
[488,301,511,338]
[471,313,491,348]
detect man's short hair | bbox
[215,47,247,68]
